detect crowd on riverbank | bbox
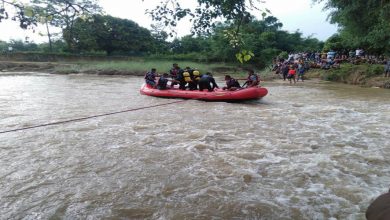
[272,50,390,80]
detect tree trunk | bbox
[45,21,52,52]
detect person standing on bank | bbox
[385,58,390,78]
[287,66,297,84]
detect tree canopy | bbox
[64,15,154,55]
[316,0,390,54]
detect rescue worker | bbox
[145,68,158,88]
[169,63,183,88]
[157,73,169,90]
[182,67,195,90]
[198,72,219,92]
[223,75,241,91]
[244,70,260,87]
[192,69,201,90]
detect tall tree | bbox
[145,0,267,62]
[65,15,155,55]
[150,23,170,54]
[0,0,36,28]
[315,0,390,54]
[30,0,102,51]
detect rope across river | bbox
[0,100,186,134]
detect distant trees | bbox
[147,0,267,62]
[0,0,101,52]
[64,15,155,55]
[167,16,323,67]
[30,0,102,52]
[2,0,318,64]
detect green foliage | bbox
[146,0,263,35]
[207,17,322,67]
[145,0,271,63]
[323,34,344,52]
[235,50,254,63]
[278,51,288,59]
[146,16,323,67]
[318,0,390,54]
[54,60,236,75]
[6,40,39,52]
[0,0,37,28]
[63,15,155,55]
[321,64,385,82]
[0,0,101,30]
[0,40,8,51]
[366,65,384,77]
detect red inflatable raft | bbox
[140,84,268,101]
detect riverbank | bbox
[1,60,389,88]
[0,60,246,77]
[0,60,280,81]
[304,64,390,89]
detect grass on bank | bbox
[53,60,247,76]
[305,63,390,88]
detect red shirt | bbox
[288,69,296,75]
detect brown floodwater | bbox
[1,72,389,219]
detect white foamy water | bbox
[1,73,389,219]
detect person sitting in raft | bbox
[181,67,193,90]
[157,73,169,90]
[145,68,158,88]
[223,75,241,91]
[183,67,199,90]
[192,68,201,90]
[198,72,219,92]
[169,63,183,88]
[244,70,260,87]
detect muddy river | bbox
[1,73,389,219]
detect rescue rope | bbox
[0,100,186,134]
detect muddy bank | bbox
[0,61,145,76]
[0,61,58,72]
[56,68,146,76]
[0,61,261,78]
[305,65,390,89]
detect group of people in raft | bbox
[144,63,260,91]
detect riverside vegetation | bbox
[1,56,389,89]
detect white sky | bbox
[0,0,338,43]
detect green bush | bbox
[366,65,384,77]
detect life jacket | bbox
[183,71,192,82]
[192,70,201,81]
